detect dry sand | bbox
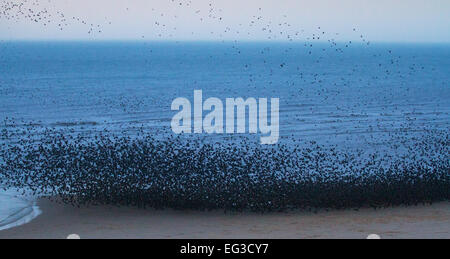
[0,199,449,239]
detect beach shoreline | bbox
[0,189,41,232]
[0,199,448,239]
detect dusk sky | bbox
[0,0,449,42]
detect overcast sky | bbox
[1,0,449,42]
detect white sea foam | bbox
[0,189,41,231]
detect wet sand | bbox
[0,199,448,239]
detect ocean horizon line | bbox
[1,39,450,45]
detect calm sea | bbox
[0,41,449,229]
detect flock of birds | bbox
[0,128,448,212]
[1,0,371,42]
[0,1,449,212]
[0,0,105,34]
[0,0,433,90]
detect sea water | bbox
[0,41,448,230]
[0,188,41,231]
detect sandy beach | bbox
[0,199,448,239]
